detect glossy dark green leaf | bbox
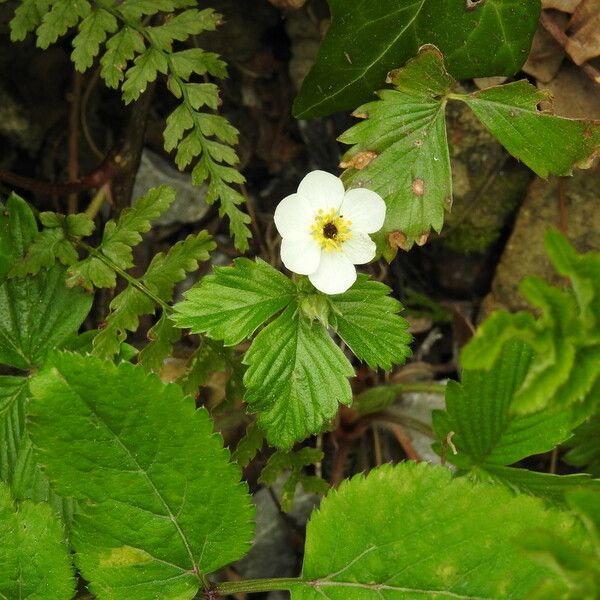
[294,0,541,118]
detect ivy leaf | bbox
[72,7,118,72]
[100,26,145,89]
[0,194,92,370]
[459,82,600,177]
[67,186,176,290]
[172,258,296,346]
[328,275,412,370]
[433,341,583,471]
[0,482,75,600]
[461,231,600,415]
[28,353,255,600]
[293,0,540,118]
[339,47,600,255]
[565,414,600,477]
[243,303,354,449]
[290,462,585,600]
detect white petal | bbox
[339,188,386,233]
[274,193,314,238]
[297,170,345,212]
[342,231,376,265]
[309,251,357,295]
[280,234,321,275]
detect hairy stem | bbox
[213,577,301,596]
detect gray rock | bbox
[132,149,210,226]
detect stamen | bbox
[310,208,352,252]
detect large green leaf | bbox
[459,82,600,178]
[289,462,584,599]
[28,353,254,600]
[293,0,541,118]
[0,482,75,600]
[243,303,354,449]
[0,194,92,370]
[433,341,581,470]
[328,276,412,370]
[172,258,296,346]
[339,49,600,255]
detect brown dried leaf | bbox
[542,0,580,12]
[566,0,600,64]
[540,64,600,119]
[523,16,568,83]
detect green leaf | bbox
[9,0,50,41]
[28,353,255,600]
[339,46,453,254]
[122,47,168,104]
[0,194,92,370]
[169,48,227,80]
[244,303,354,449]
[339,48,600,255]
[137,313,181,372]
[0,376,75,525]
[290,462,585,600]
[232,421,264,469]
[117,0,195,21]
[67,186,176,289]
[71,7,118,72]
[36,0,91,49]
[100,26,146,89]
[460,232,600,416]
[328,275,411,370]
[146,9,219,51]
[565,414,600,477]
[476,465,600,506]
[172,258,296,346]
[433,341,581,470]
[0,482,75,600]
[293,0,540,118]
[458,82,600,177]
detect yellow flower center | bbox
[311,208,352,252]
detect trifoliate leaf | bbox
[328,275,411,370]
[0,482,75,600]
[28,353,255,600]
[433,341,582,470]
[290,462,586,600]
[67,186,176,289]
[461,232,600,416]
[293,0,540,118]
[0,194,92,370]
[36,0,90,49]
[100,26,145,89]
[71,7,117,72]
[565,414,600,477]
[459,82,600,177]
[172,258,296,346]
[339,47,600,255]
[122,47,168,104]
[244,303,354,449]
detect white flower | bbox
[274,170,386,295]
